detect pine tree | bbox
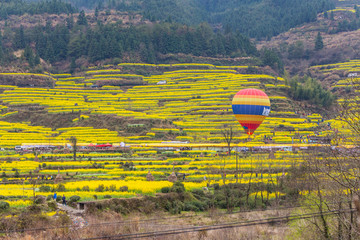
[34,53,40,66]
[23,45,34,67]
[45,40,55,63]
[324,11,328,19]
[70,57,76,74]
[14,25,26,49]
[315,32,324,50]
[66,15,74,29]
[77,10,88,26]
[0,32,4,61]
[355,5,360,18]
[95,7,99,18]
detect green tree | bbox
[289,76,335,107]
[77,10,88,25]
[66,15,74,29]
[288,41,305,59]
[355,5,360,18]
[95,7,99,18]
[68,136,77,161]
[44,40,55,63]
[261,47,284,73]
[0,32,4,61]
[70,57,77,74]
[34,53,40,66]
[23,45,34,67]
[14,25,26,49]
[314,32,324,50]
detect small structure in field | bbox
[54,169,63,184]
[268,150,275,159]
[146,171,155,181]
[168,172,178,182]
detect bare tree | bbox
[221,125,235,156]
[288,85,360,239]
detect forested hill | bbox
[0,21,258,69]
[18,0,335,39]
[0,0,76,17]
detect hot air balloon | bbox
[232,88,270,136]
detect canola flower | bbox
[0,63,356,204]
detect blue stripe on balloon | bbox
[232,105,270,115]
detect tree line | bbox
[80,0,335,39]
[5,21,258,65]
[20,0,335,40]
[289,76,335,107]
[0,0,76,20]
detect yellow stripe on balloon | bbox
[234,114,266,122]
[232,98,270,106]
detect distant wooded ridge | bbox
[9,0,335,39]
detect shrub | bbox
[171,182,185,193]
[140,200,156,214]
[34,195,46,204]
[82,186,90,191]
[47,201,57,210]
[0,201,10,210]
[213,183,220,190]
[103,195,112,199]
[185,199,207,212]
[161,187,170,193]
[109,184,116,191]
[165,200,184,214]
[114,205,129,215]
[39,185,52,192]
[0,195,6,200]
[27,205,42,213]
[56,184,66,192]
[95,184,105,192]
[119,186,128,192]
[191,189,205,197]
[69,195,81,203]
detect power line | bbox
[0,204,299,234]
[81,209,356,240]
[0,205,354,235]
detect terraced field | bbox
[0,62,356,205]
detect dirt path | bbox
[57,203,87,229]
[57,203,84,216]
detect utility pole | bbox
[236,151,238,183]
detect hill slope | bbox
[258,8,360,74]
[20,0,335,39]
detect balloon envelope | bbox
[232,88,270,135]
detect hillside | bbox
[16,0,334,40]
[0,63,356,240]
[258,6,360,75]
[0,63,340,148]
[3,1,359,76]
[0,1,359,239]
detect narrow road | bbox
[57,203,87,229]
